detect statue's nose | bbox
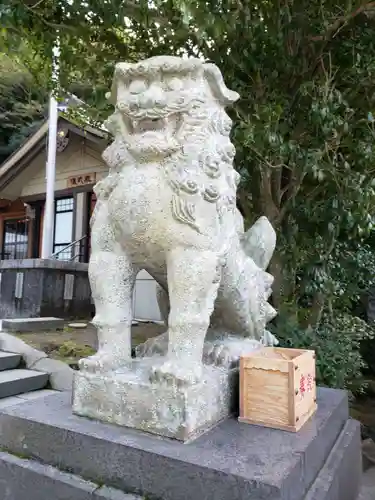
[139,84,167,108]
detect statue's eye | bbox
[167,78,183,91]
[128,79,147,94]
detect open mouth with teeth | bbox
[131,117,167,133]
[121,112,185,157]
[126,113,183,138]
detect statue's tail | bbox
[243,216,278,345]
[242,216,276,271]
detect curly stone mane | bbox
[162,99,239,232]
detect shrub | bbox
[56,341,96,359]
[271,313,375,394]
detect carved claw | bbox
[203,337,263,369]
[261,330,279,346]
[79,350,128,373]
[203,343,236,368]
[135,332,168,358]
[149,360,203,387]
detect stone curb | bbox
[0,331,74,392]
[362,438,375,470]
[0,450,142,500]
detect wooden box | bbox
[239,347,317,432]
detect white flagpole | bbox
[41,42,60,258]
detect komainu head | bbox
[105,56,239,161]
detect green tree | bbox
[2,1,375,388]
[0,40,49,163]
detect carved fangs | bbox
[128,113,183,137]
[132,118,167,133]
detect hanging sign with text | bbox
[68,173,96,189]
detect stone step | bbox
[2,317,64,333]
[0,389,57,410]
[0,351,21,372]
[0,450,142,500]
[358,466,375,500]
[0,369,48,399]
[304,419,361,500]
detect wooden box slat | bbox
[239,347,317,432]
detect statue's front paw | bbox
[203,337,263,369]
[203,343,236,369]
[149,360,202,387]
[79,351,128,373]
[135,332,168,358]
[261,330,279,346]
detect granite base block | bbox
[72,361,237,441]
[0,450,141,500]
[0,388,360,500]
[304,419,361,500]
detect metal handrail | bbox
[51,234,87,261]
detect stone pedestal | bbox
[72,359,238,441]
[0,388,361,500]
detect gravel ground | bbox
[13,321,165,365]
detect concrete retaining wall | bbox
[0,259,93,320]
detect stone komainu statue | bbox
[82,56,277,386]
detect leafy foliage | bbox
[0,42,48,163]
[56,341,96,360]
[273,311,375,393]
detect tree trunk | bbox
[302,292,325,328]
